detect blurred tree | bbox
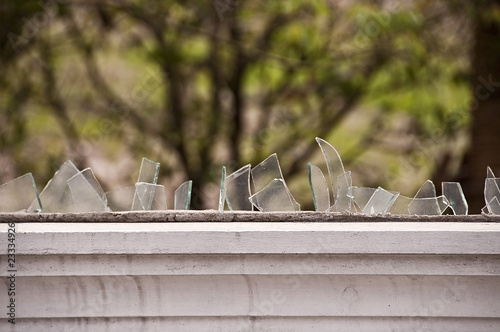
[457,0,500,212]
[0,0,483,210]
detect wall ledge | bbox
[1,213,500,331]
[1,210,500,223]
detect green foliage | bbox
[0,0,474,208]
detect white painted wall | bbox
[1,221,500,331]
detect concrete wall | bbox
[1,212,500,331]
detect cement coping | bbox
[1,211,499,223]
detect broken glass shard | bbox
[225,164,253,211]
[218,166,226,212]
[150,184,167,210]
[483,197,500,215]
[316,137,346,203]
[67,168,110,212]
[137,182,167,210]
[442,182,468,215]
[388,195,413,215]
[251,153,284,193]
[485,178,500,214]
[133,182,167,211]
[107,183,167,211]
[434,196,451,214]
[287,184,301,211]
[487,166,496,179]
[132,158,160,211]
[484,167,500,214]
[250,153,299,210]
[308,162,330,211]
[136,157,160,183]
[329,172,352,212]
[174,180,192,210]
[362,187,399,214]
[249,178,298,212]
[132,182,155,211]
[489,197,500,215]
[0,173,41,212]
[414,180,437,198]
[351,199,361,213]
[106,186,135,211]
[408,195,449,215]
[28,160,79,213]
[348,186,376,211]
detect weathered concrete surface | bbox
[1,210,500,223]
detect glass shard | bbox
[225,164,253,211]
[408,195,449,215]
[348,186,376,211]
[133,182,167,211]
[308,162,330,211]
[218,166,226,212]
[487,166,496,179]
[150,185,168,210]
[136,157,160,183]
[251,153,284,193]
[106,186,135,212]
[0,173,41,212]
[351,200,362,213]
[249,178,297,212]
[442,182,468,215]
[28,161,79,213]
[132,158,160,211]
[483,197,500,215]
[174,180,192,210]
[485,177,500,214]
[287,184,301,211]
[67,168,110,212]
[485,167,500,214]
[362,187,399,214]
[316,137,346,203]
[132,182,155,211]
[414,180,437,198]
[486,197,500,215]
[250,153,299,211]
[329,172,352,212]
[388,195,413,215]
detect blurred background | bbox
[1,0,499,212]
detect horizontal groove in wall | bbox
[2,316,500,332]
[1,254,499,277]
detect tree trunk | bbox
[459,0,500,213]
